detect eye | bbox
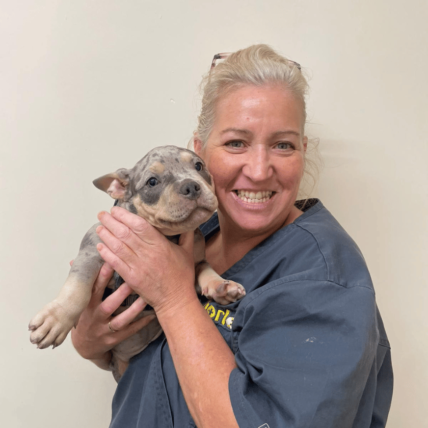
[276,142,294,150]
[195,162,203,171]
[147,177,158,187]
[226,140,244,148]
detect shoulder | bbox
[229,199,389,346]
[292,199,373,290]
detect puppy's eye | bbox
[195,162,203,172]
[147,177,158,187]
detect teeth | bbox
[235,190,273,203]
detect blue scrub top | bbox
[110,199,393,428]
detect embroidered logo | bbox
[225,316,234,328]
[204,302,235,329]
[258,424,270,428]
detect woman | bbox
[71,45,393,427]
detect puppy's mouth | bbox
[154,191,218,235]
[157,206,214,235]
[233,190,275,203]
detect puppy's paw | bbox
[28,300,75,349]
[203,280,246,305]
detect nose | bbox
[242,145,273,182]
[179,179,201,200]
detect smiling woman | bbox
[194,84,306,241]
[71,44,393,428]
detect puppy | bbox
[29,146,245,380]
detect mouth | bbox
[158,205,211,223]
[233,190,275,204]
[156,206,214,234]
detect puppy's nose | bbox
[179,180,201,200]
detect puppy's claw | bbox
[28,300,75,350]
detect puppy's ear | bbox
[93,168,130,200]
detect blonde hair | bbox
[193,44,320,199]
[196,44,308,146]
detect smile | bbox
[233,190,274,203]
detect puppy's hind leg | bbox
[29,224,104,349]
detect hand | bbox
[95,207,197,316]
[70,262,156,367]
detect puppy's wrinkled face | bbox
[128,146,217,235]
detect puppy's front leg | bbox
[196,262,246,305]
[29,224,104,349]
[192,228,245,305]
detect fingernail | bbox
[96,225,103,234]
[98,211,106,220]
[97,243,103,251]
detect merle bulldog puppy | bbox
[29,145,245,380]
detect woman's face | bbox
[195,84,307,236]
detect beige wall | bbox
[1,1,427,427]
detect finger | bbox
[90,263,114,303]
[116,313,158,341]
[69,259,74,266]
[99,282,135,317]
[97,242,132,281]
[97,211,144,253]
[110,206,160,245]
[96,224,137,262]
[108,297,147,331]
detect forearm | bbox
[157,295,239,428]
[94,210,238,423]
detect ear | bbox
[302,136,308,153]
[209,172,216,193]
[193,137,204,158]
[93,168,130,200]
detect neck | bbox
[206,205,303,275]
